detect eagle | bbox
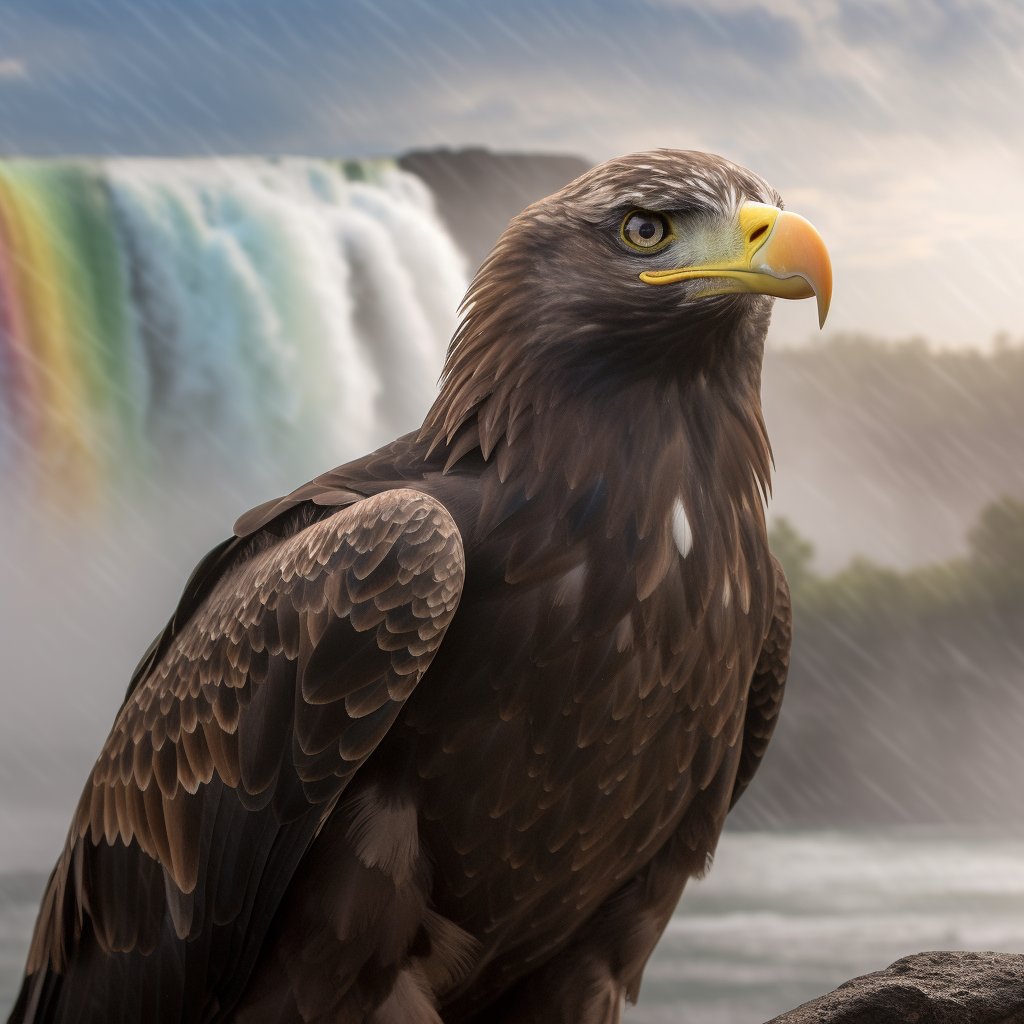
[11,149,830,1024]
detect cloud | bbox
[643,0,1024,135]
[0,58,27,80]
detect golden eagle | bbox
[11,149,831,1023]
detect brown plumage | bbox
[10,149,829,1023]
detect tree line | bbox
[732,495,1024,827]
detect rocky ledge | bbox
[766,951,1024,1023]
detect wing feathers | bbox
[19,489,464,1024]
[730,555,791,809]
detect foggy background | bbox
[1,3,1023,1022]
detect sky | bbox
[0,0,1022,346]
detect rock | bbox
[765,951,1024,1023]
[398,147,591,273]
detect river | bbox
[3,828,1023,1021]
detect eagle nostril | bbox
[748,224,769,244]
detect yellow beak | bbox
[638,202,833,328]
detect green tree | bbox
[967,495,1024,599]
[768,516,816,605]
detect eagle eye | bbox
[620,210,671,252]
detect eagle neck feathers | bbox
[420,297,774,616]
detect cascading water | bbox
[0,159,469,854]
[0,157,467,501]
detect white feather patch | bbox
[375,966,443,1024]
[671,498,693,558]
[347,787,420,884]
[419,909,481,992]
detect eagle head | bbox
[557,149,829,322]
[427,149,831,456]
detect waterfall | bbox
[0,158,468,501]
[0,158,469,835]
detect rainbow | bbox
[0,158,466,501]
